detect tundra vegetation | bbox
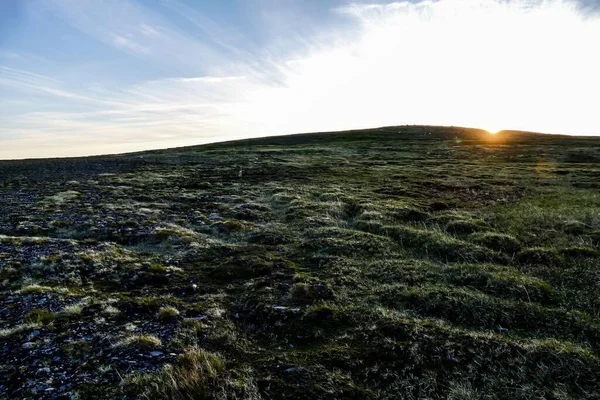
[1,126,600,399]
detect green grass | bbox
[1,126,600,398]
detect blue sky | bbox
[1,0,600,159]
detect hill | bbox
[1,126,600,399]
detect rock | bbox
[150,351,163,357]
[22,342,36,349]
[52,356,61,362]
[32,330,41,336]
[272,306,301,313]
[208,213,221,220]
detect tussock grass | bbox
[128,348,260,400]
[0,323,41,338]
[469,231,521,254]
[18,284,70,295]
[157,306,180,321]
[115,334,162,349]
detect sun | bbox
[484,127,503,135]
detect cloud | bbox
[111,34,149,54]
[0,66,128,107]
[138,24,162,37]
[573,0,600,13]
[44,0,226,73]
[0,52,48,63]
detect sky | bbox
[1,0,600,159]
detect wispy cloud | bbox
[0,51,48,63]
[138,23,163,37]
[44,0,225,73]
[111,34,149,54]
[0,66,129,107]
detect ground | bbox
[1,126,600,399]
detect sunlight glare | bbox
[485,127,503,135]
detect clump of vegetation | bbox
[445,219,484,235]
[25,309,56,325]
[0,323,41,338]
[157,306,180,321]
[18,284,70,294]
[181,318,206,332]
[559,246,600,258]
[470,231,521,254]
[390,206,430,223]
[517,247,562,266]
[115,334,162,349]
[129,348,258,399]
[288,282,334,304]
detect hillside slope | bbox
[1,126,600,399]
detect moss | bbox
[149,263,168,274]
[304,304,340,324]
[247,230,290,245]
[210,220,245,234]
[211,255,274,281]
[289,282,334,304]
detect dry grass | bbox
[157,306,180,321]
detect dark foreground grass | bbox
[1,126,600,399]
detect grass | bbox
[157,306,181,321]
[1,126,600,398]
[115,334,163,349]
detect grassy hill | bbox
[1,126,600,399]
